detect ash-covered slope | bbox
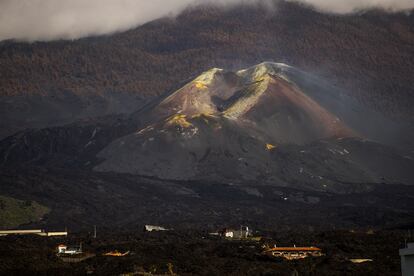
[95,63,414,190]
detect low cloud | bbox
[0,0,194,42]
[295,0,414,13]
[0,0,412,42]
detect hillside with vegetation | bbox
[0,195,49,229]
[0,1,413,139]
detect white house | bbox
[0,229,67,237]
[224,230,234,238]
[0,229,43,236]
[220,226,251,239]
[400,243,414,276]
[144,225,168,232]
[57,244,68,254]
[57,244,82,255]
[47,231,68,237]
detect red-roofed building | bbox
[264,245,323,260]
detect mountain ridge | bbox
[1,1,414,139]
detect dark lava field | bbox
[0,229,408,275]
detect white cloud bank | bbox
[0,0,412,42]
[297,0,414,13]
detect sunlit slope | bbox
[142,62,354,143]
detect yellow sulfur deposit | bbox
[195,82,208,90]
[166,114,193,128]
[266,143,277,151]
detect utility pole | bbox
[94,225,97,239]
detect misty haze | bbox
[0,0,414,275]
[1,0,414,41]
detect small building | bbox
[400,242,414,276]
[0,229,44,236]
[264,245,323,260]
[222,229,235,238]
[46,231,68,237]
[0,229,67,237]
[219,226,252,239]
[57,244,82,255]
[58,244,68,254]
[144,225,168,232]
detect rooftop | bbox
[400,242,414,256]
[266,247,322,252]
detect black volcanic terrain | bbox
[0,229,407,275]
[1,62,413,231]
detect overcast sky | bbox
[0,0,413,42]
